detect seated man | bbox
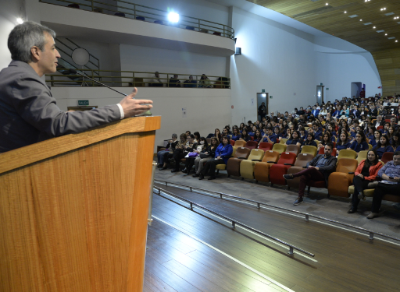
[261,127,277,143]
[283,143,337,206]
[168,74,180,87]
[367,151,400,219]
[149,71,163,87]
[183,75,197,88]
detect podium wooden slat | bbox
[0,116,161,292]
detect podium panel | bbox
[0,116,161,292]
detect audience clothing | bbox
[349,140,369,152]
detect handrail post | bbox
[198,19,201,31]
[50,75,54,87]
[288,246,294,255]
[257,203,260,209]
[167,73,169,87]
[134,4,136,19]
[232,221,236,229]
[91,70,94,87]
[132,72,135,88]
[305,214,309,221]
[369,232,374,240]
[91,0,94,11]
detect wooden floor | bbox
[143,183,400,292]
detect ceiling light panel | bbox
[385,12,394,16]
[349,14,358,18]
[363,22,372,25]
[388,37,395,39]
[376,30,385,33]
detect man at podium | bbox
[0,21,153,153]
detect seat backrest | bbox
[336,158,358,174]
[301,145,317,157]
[272,143,287,154]
[258,142,273,151]
[381,152,394,164]
[286,145,300,155]
[230,140,235,146]
[357,150,368,162]
[277,152,297,165]
[318,147,337,157]
[294,153,314,167]
[261,150,280,163]
[231,146,238,158]
[234,140,246,147]
[279,138,288,145]
[245,141,258,150]
[337,149,357,160]
[247,149,264,161]
[234,147,250,159]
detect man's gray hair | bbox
[8,21,56,63]
[172,133,178,139]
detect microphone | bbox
[69,69,128,97]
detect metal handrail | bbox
[154,186,315,258]
[47,69,230,88]
[154,180,400,243]
[40,0,235,38]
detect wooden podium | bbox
[0,116,161,292]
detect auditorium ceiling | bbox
[247,0,400,95]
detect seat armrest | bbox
[348,172,354,174]
[238,157,246,159]
[303,166,307,168]
[267,161,276,163]
[284,163,294,166]
[252,159,262,161]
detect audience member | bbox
[168,74,181,87]
[192,137,218,177]
[184,75,197,88]
[149,71,163,87]
[348,150,383,213]
[367,151,400,219]
[284,143,337,205]
[199,74,211,88]
[157,133,178,169]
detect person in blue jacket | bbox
[348,131,369,152]
[336,132,351,153]
[199,135,233,180]
[369,130,381,147]
[262,128,277,144]
[393,132,400,151]
[373,134,394,159]
[286,130,303,146]
[302,133,317,147]
[231,128,241,141]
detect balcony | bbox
[39,0,235,57]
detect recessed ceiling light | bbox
[344,11,347,14]
[380,7,387,11]
[385,33,388,36]
[396,40,398,43]
[360,19,363,21]
[326,3,329,6]
[373,26,376,29]
[395,16,400,20]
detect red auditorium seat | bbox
[245,141,258,150]
[258,142,273,151]
[269,152,297,186]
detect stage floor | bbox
[143,169,400,291]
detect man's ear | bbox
[30,46,40,62]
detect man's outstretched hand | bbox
[119,88,153,118]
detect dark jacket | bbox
[202,145,216,158]
[306,154,337,186]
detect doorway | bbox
[316,85,324,104]
[256,92,268,121]
[351,82,362,98]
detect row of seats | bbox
[215,146,398,202]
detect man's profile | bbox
[0,21,152,153]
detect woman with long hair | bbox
[240,128,250,142]
[231,127,241,141]
[348,150,383,213]
[171,133,189,173]
[302,133,317,147]
[388,126,395,144]
[369,130,381,147]
[318,132,332,151]
[392,132,400,151]
[192,137,218,177]
[348,131,369,152]
[286,130,302,146]
[253,129,263,143]
[214,128,222,142]
[200,136,233,180]
[373,134,394,158]
[336,132,351,152]
[239,123,245,133]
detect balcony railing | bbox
[40,0,235,39]
[47,68,231,89]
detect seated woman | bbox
[336,132,351,153]
[280,128,291,139]
[157,133,178,169]
[183,137,208,174]
[393,132,400,151]
[213,128,222,142]
[298,126,307,141]
[369,129,381,147]
[372,134,394,159]
[192,137,218,177]
[199,136,233,180]
[286,130,302,146]
[240,129,250,142]
[318,132,332,151]
[171,133,193,173]
[302,133,317,147]
[348,131,369,152]
[231,127,241,141]
[253,129,263,143]
[348,150,383,213]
